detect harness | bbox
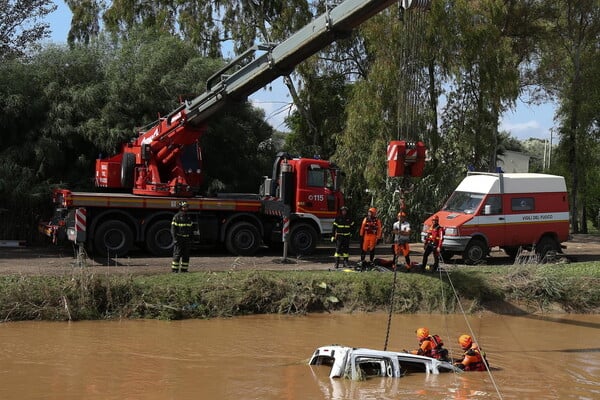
[363,217,379,235]
[425,226,444,246]
[429,335,449,360]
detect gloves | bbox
[330,236,335,242]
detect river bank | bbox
[0,262,598,322]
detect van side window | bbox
[511,197,534,211]
[484,196,502,214]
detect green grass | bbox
[0,263,598,322]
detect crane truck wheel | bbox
[225,222,261,256]
[120,153,135,188]
[289,223,318,256]
[145,219,174,256]
[93,220,134,258]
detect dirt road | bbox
[1,234,598,276]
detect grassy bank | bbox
[1,263,599,322]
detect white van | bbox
[421,172,570,264]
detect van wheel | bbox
[440,250,454,262]
[536,237,559,263]
[462,239,487,265]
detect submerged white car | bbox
[309,345,461,380]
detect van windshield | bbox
[443,191,484,214]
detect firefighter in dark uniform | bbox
[171,201,193,273]
[331,206,354,269]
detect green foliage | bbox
[284,72,349,159]
[202,105,276,193]
[0,0,56,59]
[1,264,598,322]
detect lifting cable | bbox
[383,265,399,351]
[397,7,427,143]
[438,256,504,400]
[383,3,430,351]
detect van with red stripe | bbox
[421,172,570,264]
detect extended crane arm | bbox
[181,0,404,125]
[97,0,429,196]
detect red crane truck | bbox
[39,0,430,258]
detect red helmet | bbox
[458,334,472,349]
[416,327,429,340]
[368,207,377,214]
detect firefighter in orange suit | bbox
[359,207,382,264]
[455,334,488,371]
[422,214,444,272]
[409,327,450,361]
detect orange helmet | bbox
[416,327,429,340]
[368,207,377,214]
[432,214,439,222]
[458,334,472,349]
[398,212,406,218]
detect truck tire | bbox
[536,236,559,263]
[145,219,174,256]
[94,220,134,257]
[225,222,261,256]
[289,223,318,256]
[462,238,487,265]
[121,153,135,188]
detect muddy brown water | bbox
[0,313,598,399]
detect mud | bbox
[0,234,598,276]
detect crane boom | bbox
[183,0,399,124]
[96,0,427,197]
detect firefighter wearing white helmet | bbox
[171,201,193,273]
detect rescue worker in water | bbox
[408,327,450,361]
[359,207,382,265]
[454,334,488,371]
[171,201,193,273]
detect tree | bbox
[0,0,56,59]
[537,0,600,233]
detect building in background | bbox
[497,150,530,173]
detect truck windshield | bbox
[443,191,484,214]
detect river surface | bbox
[0,313,598,399]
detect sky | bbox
[45,1,557,142]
